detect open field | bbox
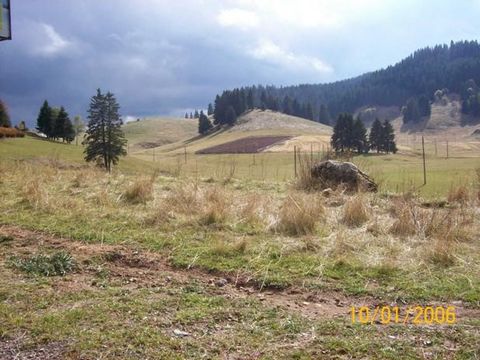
[1,105,480,358]
[0,153,479,358]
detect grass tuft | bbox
[276,193,324,236]
[123,178,154,204]
[342,196,369,227]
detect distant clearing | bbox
[196,136,292,154]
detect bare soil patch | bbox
[1,225,478,323]
[196,136,292,154]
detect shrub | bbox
[9,251,76,276]
[276,193,324,236]
[0,127,24,138]
[342,196,369,227]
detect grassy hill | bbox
[0,136,156,173]
[123,116,198,151]
[133,110,333,155]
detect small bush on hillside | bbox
[9,251,76,276]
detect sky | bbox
[1,0,480,126]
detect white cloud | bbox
[249,39,333,74]
[38,24,72,56]
[217,8,260,30]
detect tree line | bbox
[36,101,76,142]
[210,40,480,126]
[331,114,397,154]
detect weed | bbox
[9,251,76,276]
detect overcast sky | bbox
[1,0,480,126]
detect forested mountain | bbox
[211,40,480,125]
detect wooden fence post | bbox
[422,136,427,185]
[294,146,297,178]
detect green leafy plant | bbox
[9,251,76,276]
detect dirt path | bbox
[1,225,478,323]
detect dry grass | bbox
[276,193,324,236]
[388,199,417,236]
[198,186,231,226]
[123,178,154,204]
[294,155,322,191]
[447,185,470,204]
[342,196,369,227]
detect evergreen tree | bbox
[403,98,421,123]
[331,113,352,152]
[260,91,267,110]
[318,104,330,125]
[73,115,85,146]
[64,118,75,143]
[369,118,383,153]
[382,120,397,154]
[53,107,69,141]
[194,109,200,119]
[190,112,193,119]
[207,103,214,116]
[418,95,431,117]
[225,106,237,125]
[0,99,11,127]
[306,103,315,121]
[246,90,254,109]
[352,117,368,153]
[185,112,189,119]
[198,111,212,134]
[282,95,293,115]
[83,89,127,172]
[36,100,53,137]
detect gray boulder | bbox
[311,160,377,192]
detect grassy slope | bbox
[123,116,198,151]
[0,137,157,174]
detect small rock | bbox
[173,329,190,337]
[215,278,228,287]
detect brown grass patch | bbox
[447,185,469,204]
[276,193,324,236]
[123,178,154,204]
[342,196,369,227]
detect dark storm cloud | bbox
[1,0,480,127]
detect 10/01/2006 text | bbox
[351,306,456,325]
